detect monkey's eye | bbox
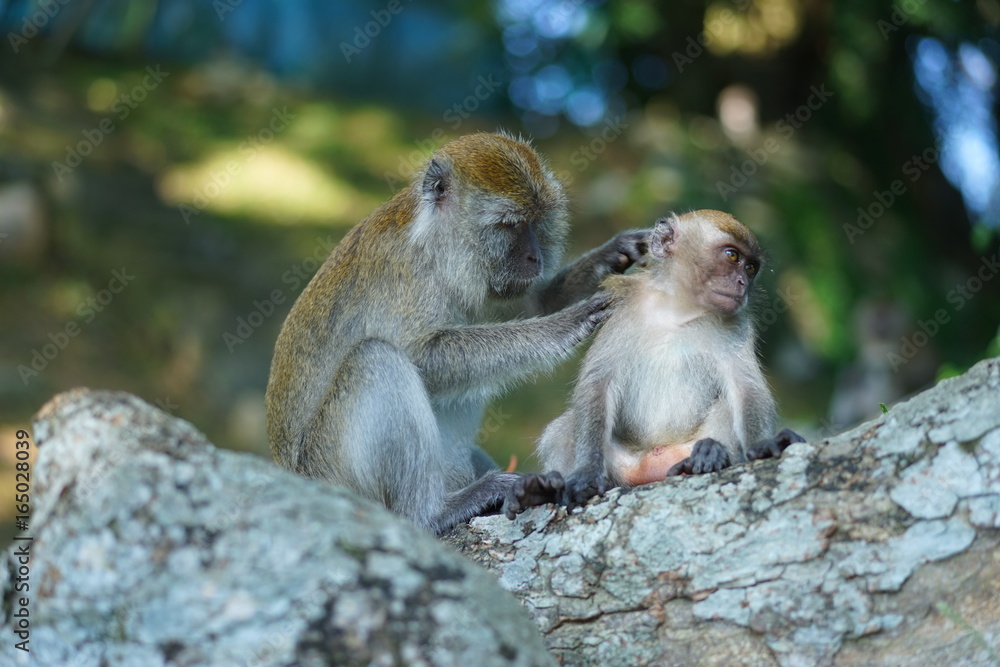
[724,248,739,263]
[745,263,758,276]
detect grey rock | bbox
[1,390,554,667]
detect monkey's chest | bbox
[614,347,727,449]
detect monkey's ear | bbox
[423,159,450,205]
[649,217,676,258]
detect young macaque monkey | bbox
[507,210,804,513]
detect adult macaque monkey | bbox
[508,210,804,513]
[266,132,648,534]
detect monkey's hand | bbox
[666,438,732,476]
[746,428,806,461]
[534,230,649,313]
[570,291,614,342]
[503,472,565,519]
[594,229,651,276]
[560,469,610,508]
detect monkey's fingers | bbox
[588,290,614,312]
[605,230,651,273]
[746,428,806,461]
[537,470,565,492]
[667,439,730,476]
[503,472,564,519]
[775,427,807,447]
[559,471,607,508]
[503,498,519,520]
[580,291,615,331]
[502,479,526,519]
[523,471,564,501]
[665,458,693,477]
[746,440,783,460]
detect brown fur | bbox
[696,209,762,256]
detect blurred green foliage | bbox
[0,0,998,502]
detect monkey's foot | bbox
[503,471,565,519]
[560,470,610,508]
[746,428,806,461]
[666,438,731,476]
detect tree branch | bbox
[445,357,1000,666]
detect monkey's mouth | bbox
[711,291,743,304]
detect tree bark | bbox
[445,357,1000,666]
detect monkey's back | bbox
[265,189,448,464]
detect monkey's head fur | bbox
[644,209,763,318]
[408,132,569,304]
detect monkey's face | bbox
[652,211,763,317]
[702,242,760,314]
[420,132,568,301]
[480,203,565,299]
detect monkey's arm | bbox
[561,376,616,506]
[531,229,649,314]
[414,293,609,398]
